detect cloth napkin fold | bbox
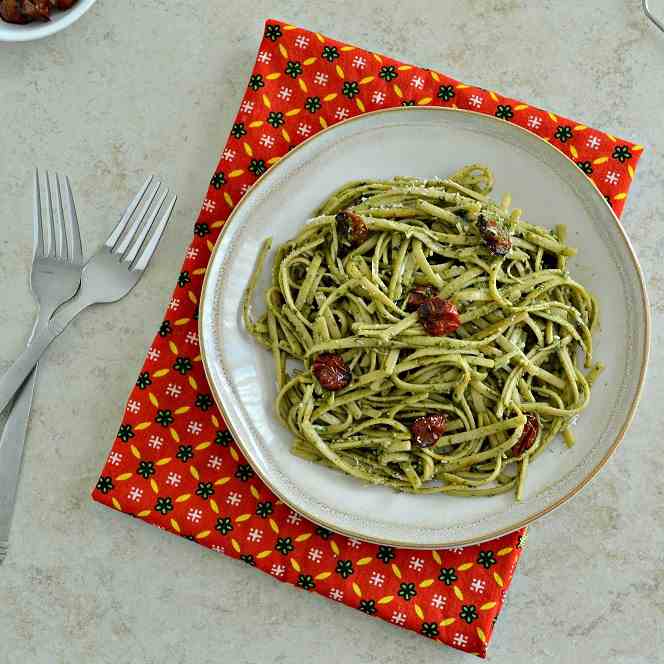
[92,18,643,657]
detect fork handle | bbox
[0,319,67,414]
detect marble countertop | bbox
[1,1,662,662]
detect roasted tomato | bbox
[417,297,461,336]
[512,414,539,456]
[312,353,352,391]
[405,285,437,312]
[19,0,50,19]
[335,210,369,247]
[410,414,447,448]
[0,0,30,22]
[477,212,511,256]
[1,0,77,23]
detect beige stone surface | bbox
[0,1,662,662]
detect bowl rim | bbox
[199,105,651,548]
[0,0,97,42]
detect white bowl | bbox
[200,107,650,548]
[0,0,97,42]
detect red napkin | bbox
[92,19,643,657]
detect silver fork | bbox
[0,177,176,414]
[0,170,84,563]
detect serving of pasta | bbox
[242,164,603,501]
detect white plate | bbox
[0,0,96,42]
[200,107,649,548]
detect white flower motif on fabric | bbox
[246,528,263,542]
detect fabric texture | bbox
[91,18,643,657]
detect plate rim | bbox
[199,106,651,548]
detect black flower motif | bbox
[241,554,256,566]
[297,574,316,590]
[155,409,174,427]
[248,159,267,177]
[231,122,247,139]
[495,104,514,120]
[612,144,632,162]
[459,604,479,624]
[158,320,172,337]
[195,393,214,411]
[96,476,113,494]
[421,622,439,638]
[215,430,233,446]
[173,357,193,375]
[398,582,417,601]
[184,535,195,542]
[401,100,415,107]
[358,599,377,615]
[215,516,233,535]
[285,60,303,78]
[137,460,156,479]
[275,536,294,555]
[248,74,265,91]
[176,444,194,462]
[321,45,340,62]
[136,371,152,389]
[155,497,173,514]
[117,424,135,442]
[177,271,190,287]
[196,481,215,500]
[264,23,282,42]
[437,84,455,101]
[235,464,254,481]
[256,501,273,518]
[267,111,285,128]
[554,125,573,142]
[438,567,458,585]
[315,526,332,540]
[377,545,396,564]
[379,65,398,81]
[336,559,354,579]
[342,81,360,99]
[194,222,210,237]
[300,96,321,114]
[210,172,225,189]
[577,160,593,175]
[476,550,497,569]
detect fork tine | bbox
[123,188,169,264]
[54,173,69,261]
[44,171,57,257]
[33,169,45,259]
[104,175,154,250]
[63,176,83,263]
[132,195,176,271]
[113,180,161,256]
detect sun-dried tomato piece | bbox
[336,210,369,247]
[477,212,512,256]
[0,0,30,22]
[405,285,437,312]
[410,414,447,448]
[312,353,352,391]
[417,297,461,336]
[512,414,539,456]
